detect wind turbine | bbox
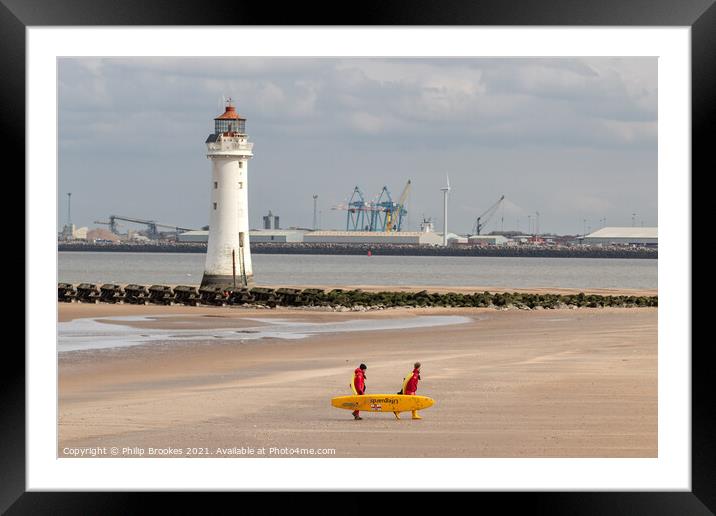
[440,175,451,246]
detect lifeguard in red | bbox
[397,362,423,420]
[350,364,367,420]
[403,366,421,395]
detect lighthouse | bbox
[201,99,254,288]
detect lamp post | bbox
[440,175,451,246]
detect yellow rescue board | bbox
[331,394,434,413]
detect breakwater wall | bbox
[58,242,658,259]
[58,283,658,310]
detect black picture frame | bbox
[5,0,709,512]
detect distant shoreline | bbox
[58,242,658,259]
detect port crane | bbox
[94,215,197,239]
[332,187,372,231]
[472,195,505,235]
[384,180,411,232]
[333,180,411,232]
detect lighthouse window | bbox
[214,118,246,135]
[239,182,243,189]
[213,202,217,210]
[239,162,243,168]
[214,181,218,189]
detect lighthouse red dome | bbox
[214,99,246,135]
[215,104,245,121]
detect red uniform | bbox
[404,368,420,395]
[352,367,366,418]
[353,367,366,395]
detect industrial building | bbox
[180,229,443,245]
[447,234,510,246]
[178,229,305,243]
[249,230,304,243]
[263,210,280,230]
[178,229,517,246]
[580,227,657,247]
[178,230,213,243]
[467,235,510,245]
[448,236,468,245]
[304,230,443,245]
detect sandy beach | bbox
[58,303,657,458]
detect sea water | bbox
[58,252,657,290]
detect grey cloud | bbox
[58,57,657,235]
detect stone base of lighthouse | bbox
[200,273,254,290]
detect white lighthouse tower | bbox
[201,98,254,288]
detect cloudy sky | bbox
[58,57,657,235]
